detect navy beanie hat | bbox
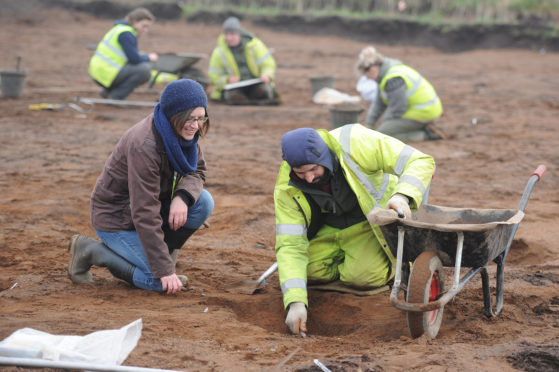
[159,79,208,120]
[281,128,333,172]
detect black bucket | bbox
[328,105,364,129]
[309,75,336,96]
[0,70,27,98]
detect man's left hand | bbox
[387,193,411,219]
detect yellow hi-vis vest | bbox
[273,124,435,308]
[89,24,136,88]
[379,64,443,122]
[208,34,276,100]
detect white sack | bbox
[312,87,361,106]
[0,318,142,365]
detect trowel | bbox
[224,262,278,294]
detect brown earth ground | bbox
[1,3,559,372]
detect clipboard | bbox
[224,78,263,91]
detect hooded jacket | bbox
[274,124,435,308]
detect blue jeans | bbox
[95,189,214,291]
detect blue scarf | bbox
[153,103,198,176]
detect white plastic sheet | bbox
[0,318,142,365]
[312,87,361,106]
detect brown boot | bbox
[424,123,445,141]
[67,234,95,283]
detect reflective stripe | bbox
[340,125,384,202]
[413,95,439,110]
[405,74,422,98]
[281,278,307,294]
[256,51,271,66]
[339,123,353,150]
[393,145,414,177]
[398,174,426,195]
[377,173,391,202]
[94,51,121,69]
[276,224,306,236]
[217,48,234,75]
[100,38,127,61]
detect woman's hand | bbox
[169,196,188,230]
[160,273,183,294]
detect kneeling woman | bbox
[68,79,214,294]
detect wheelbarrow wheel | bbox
[406,251,444,339]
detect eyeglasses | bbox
[184,116,208,126]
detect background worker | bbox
[208,16,277,105]
[89,7,158,100]
[68,79,214,294]
[356,46,443,142]
[274,125,435,335]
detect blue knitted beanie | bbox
[159,79,208,119]
[281,128,333,172]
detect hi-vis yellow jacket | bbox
[379,64,442,122]
[208,33,276,100]
[273,124,435,309]
[89,24,136,88]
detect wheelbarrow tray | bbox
[375,205,524,268]
[152,53,206,74]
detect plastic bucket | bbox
[328,105,364,129]
[0,70,27,98]
[309,75,336,96]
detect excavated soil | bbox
[1,2,559,371]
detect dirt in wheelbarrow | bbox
[1,1,559,371]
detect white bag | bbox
[0,318,142,365]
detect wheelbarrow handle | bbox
[533,164,546,181]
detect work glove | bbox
[285,302,307,336]
[387,193,411,220]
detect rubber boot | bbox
[68,235,135,285]
[164,228,196,289]
[170,249,179,265]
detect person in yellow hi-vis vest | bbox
[208,16,277,105]
[356,46,444,142]
[89,8,158,100]
[274,125,435,336]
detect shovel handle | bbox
[257,262,278,284]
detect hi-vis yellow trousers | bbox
[306,220,391,288]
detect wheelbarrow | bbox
[148,52,208,90]
[369,165,546,339]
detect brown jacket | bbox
[90,114,207,278]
